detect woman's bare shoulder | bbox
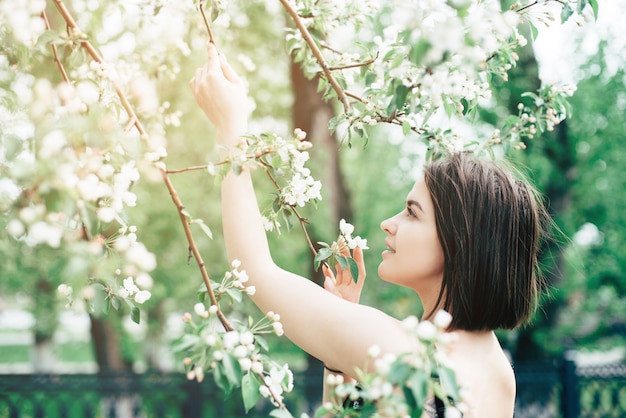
[445,331,515,417]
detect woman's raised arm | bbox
[189,43,416,377]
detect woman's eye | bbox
[406,207,415,217]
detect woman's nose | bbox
[380,216,396,235]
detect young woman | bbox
[190,43,546,417]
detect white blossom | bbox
[134,290,151,304]
[434,310,453,329]
[416,321,437,341]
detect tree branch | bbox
[278,0,351,113]
[161,170,234,332]
[41,11,70,83]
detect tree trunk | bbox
[290,60,353,413]
[90,314,135,418]
[90,315,126,372]
[32,279,58,373]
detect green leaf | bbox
[131,306,141,324]
[111,296,122,311]
[438,365,460,400]
[191,219,213,239]
[314,247,334,269]
[388,359,411,384]
[402,120,412,136]
[226,287,243,303]
[223,353,243,388]
[2,134,23,160]
[242,373,261,412]
[255,334,269,351]
[588,0,599,20]
[171,334,200,353]
[347,257,359,283]
[409,39,430,66]
[407,370,428,412]
[269,409,293,418]
[527,22,539,41]
[560,3,574,23]
[395,84,410,111]
[336,255,348,272]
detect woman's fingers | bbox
[219,52,241,84]
[353,246,366,283]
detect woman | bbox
[190,43,546,417]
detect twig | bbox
[161,170,233,332]
[198,0,216,44]
[259,163,317,256]
[41,11,70,83]
[344,91,368,104]
[167,164,217,174]
[278,0,351,113]
[327,52,378,71]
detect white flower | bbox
[339,219,355,237]
[208,305,218,314]
[348,236,369,250]
[273,322,284,336]
[126,243,156,271]
[416,321,437,341]
[239,358,252,371]
[446,406,463,418]
[123,277,139,295]
[239,331,254,346]
[368,345,381,358]
[57,284,73,297]
[251,361,264,374]
[231,259,242,269]
[259,385,271,398]
[233,345,248,358]
[294,128,307,140]
[194,303,207,316]
[135,273,154,289]
[245,286,256,295]
[434,310,453,329]
[204,334,217,346]
[7,219,25,237]
[97,207,117,223]
[402,315,419,331]
[213,350,224,361]
[28,221,63,247]
[234,269,249,283]
[223,331,240,349]
[39,130,66,159]
[118,288,129,299]
[134,290,151,304]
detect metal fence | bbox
[0,358,625,417]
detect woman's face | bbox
[378,178,445,294]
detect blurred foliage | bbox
[503,40,626,357]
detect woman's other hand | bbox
[189,42,249,141]
[323,245,366,304]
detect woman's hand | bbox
[322,245,366,304]
[189,42,249,141]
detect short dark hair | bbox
[424,152,547,331]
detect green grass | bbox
[0,342,94,365]
[0,345,29,363]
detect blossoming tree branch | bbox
[0,0,597,415]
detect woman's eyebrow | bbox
[406,199,424,213]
